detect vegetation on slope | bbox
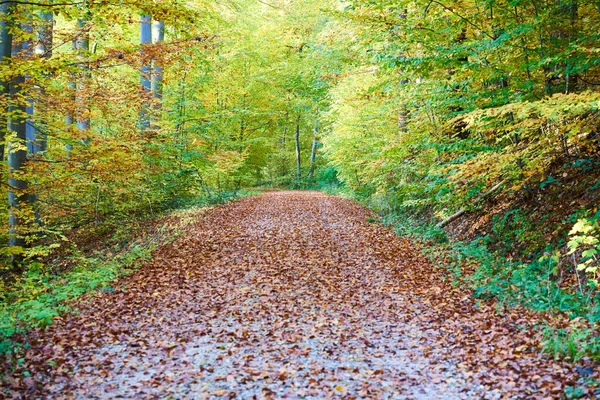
[317,1,600,362]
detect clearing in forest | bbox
[2,192,578,398]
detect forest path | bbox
[5,192,576,399]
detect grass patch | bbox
[0,244,154,355]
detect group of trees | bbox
[323,0,600,221]
[1,1,170,250]
[0,1,212,272]
[1,0,600,275]
[0,0,344,274]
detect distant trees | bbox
[0,0,358,274]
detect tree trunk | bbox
[22,22,35,155]
[139,14,151,132]
[295,114,301,185]
[64,30,76,152]
[26,10,53,227]
[7,48,28,251]
[308,120,317,181]
[398,79,408,134]
[65,79,76,152]
[0,1,14,163]
[151,21,164,100]
[75,11,90,134]
[279,125,287,178]
[30,8,53,155]
[398,105,408,134]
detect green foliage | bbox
[0,244,153,354]
[307,0,600,369]
[565,385,588,400]
[4,0,600,379]
[338,177,600,362]
[486,209,545,255]
[542,326,600,362]
[301,166,341,191]
[566,218,600,289]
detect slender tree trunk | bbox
[140,16,151,91]
[149,20,164,132]
[0,1,14,163]
[65,79,76,152]
[8,41,28,251]
[398,104,408,134]
[31,8,53,155]
[295,113,301,185]
[0,2,12,63]
[23,29,39,224]
[75,15,90,134]
[36,10,53,58]
[396,9,409,134]
[23,22,35,155]
[139,15,151,132]
[308,120,318,181]
[565,0,579,94]
[26,9,52,227]
[174,70,187,139]
[151,21,164,100]
[280,125,287,178]
[25,102,35,153]
[64,32,75,152]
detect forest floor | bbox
[0,191,585,399]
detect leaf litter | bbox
[0,191,583,398]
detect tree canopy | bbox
[1,0,600,295]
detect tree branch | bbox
[424,0,494,40]
[257,0,280,9]
[436,180,505,228]
[0,1,83,6]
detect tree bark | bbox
[7,48,28,250]
[22,22,35,155]
[0,1,14,163]
[436,180,505,228]
[308,120,317,181]
[139,14,151,132]
[65,79,76,152]
[398,105,408,134]
[26,10,53,227]
[295,113,301,185]
[279,125,287,178]
[29,8,53,155]
[151,20,164,100]
[75,9,90,134]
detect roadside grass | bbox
[391,214,600,362]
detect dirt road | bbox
[1,192,578,399]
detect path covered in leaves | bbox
[2,192,580,398]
